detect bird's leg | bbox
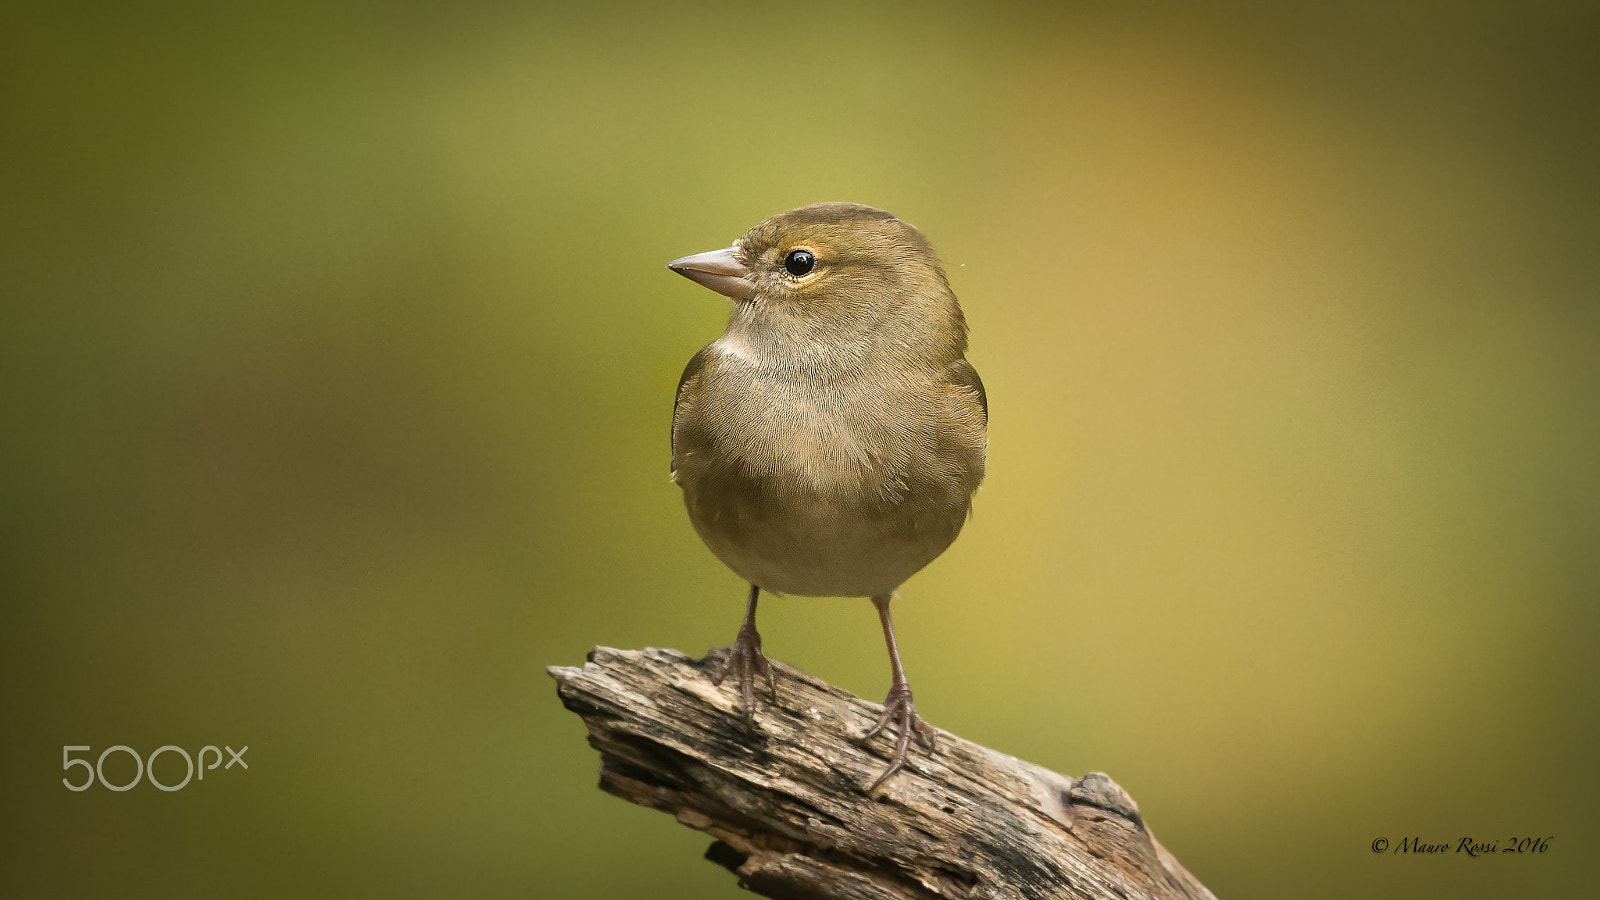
[861,592,937,790]
[710,584,778,728]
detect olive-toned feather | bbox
[670,203,985,598]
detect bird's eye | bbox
[783,249,816,277]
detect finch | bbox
[667,202,986,790]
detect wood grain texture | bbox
[549,647,1215,900]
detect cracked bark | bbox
[549,646,1215,900]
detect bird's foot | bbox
[860,681,937,791]
[709,623,778,729]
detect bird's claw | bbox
[860,681,936,791]
[710,624,778,729]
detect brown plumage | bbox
[667,202,986,790]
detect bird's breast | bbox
[683,370,918,501]
[673,361,979,597]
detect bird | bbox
[666,202,987,790]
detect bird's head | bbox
[668,202,968,371]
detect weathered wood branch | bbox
[549,647,1214,900]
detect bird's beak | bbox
[667,247,756,302]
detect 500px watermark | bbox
[62,745,249,792]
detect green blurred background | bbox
[4,1,1596,897]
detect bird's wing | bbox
[941,357,988,493]
[947,357,987,427]
[670,345,714,478]
[934,353,985,493]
